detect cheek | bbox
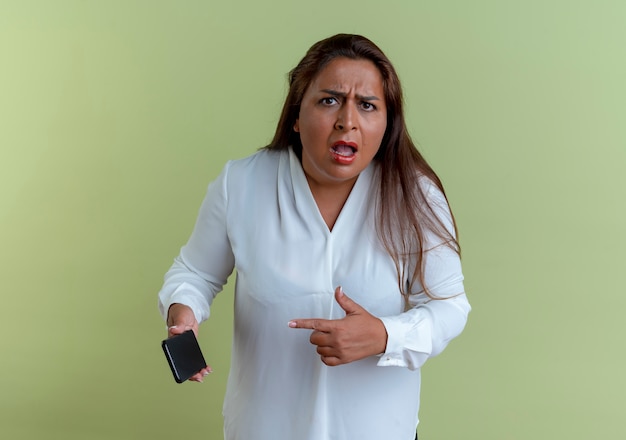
[368,121,387,147]
[299,117,325,144]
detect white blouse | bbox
[158,147,470,440]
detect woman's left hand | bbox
[288,286,388,366]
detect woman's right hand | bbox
[166,303,213,382]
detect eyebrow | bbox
[320,88,381,101]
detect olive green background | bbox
[1,1,624,439]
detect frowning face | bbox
[294,57,387,192]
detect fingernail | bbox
[203,371,210,377]
[338,286,344,296]
[288,321,297,328]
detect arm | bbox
[378,182,470,370]
[158,162,235,329]
[158,164,235,382]
[289,247,469,370]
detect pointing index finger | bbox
[288,319,331,331]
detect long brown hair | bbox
[265,34,459,303]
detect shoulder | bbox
[218,148,287,186]
[217,148,288,199]
[416,175,457,240]
[224,148,285,175]
[417,176,448,209]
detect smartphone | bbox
[161,330,207,383]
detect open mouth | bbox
[330,143,357,157]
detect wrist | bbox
[166,303,193,327]
[376,318,388,355]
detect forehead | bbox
[307,57,384,94]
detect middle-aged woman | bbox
[158,34,471,439]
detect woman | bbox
[159,34,470,440]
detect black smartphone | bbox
[161,330,207,383]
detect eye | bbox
[360,101,376,111]
[319,97,338,106]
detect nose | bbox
[334,104,357,131]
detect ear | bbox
[293,119,300,133]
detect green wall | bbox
[1,1,624,438]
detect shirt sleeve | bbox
[377,182,471,370]
[157,162,235,324]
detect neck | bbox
[305,176,357,231]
